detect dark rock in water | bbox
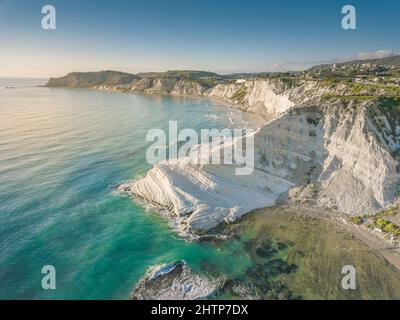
[218,279,258,300]
[255,240,277,259]
[242,263,302,300]
[116,183,132,192]
[277,242,288,250]
[264,259,298,276]
[261,280,302,300]
[130,260,223,300]
[293,250,305,258]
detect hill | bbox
[46,70,140,88]
[309,55,400,72]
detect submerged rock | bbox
[255,240,277,259]
[130,261,222,300]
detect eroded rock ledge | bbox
[119,99,400,236]
[130,261,222,300]
[47,70,400,237]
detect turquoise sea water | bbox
[0,78,263,299]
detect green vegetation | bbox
[322,93,376,104]
[186,77,221,89]
[47,70,223,88]
[378,97,400,111]
[350,216,363,225]
[375,207,400,216]
[352,207,400,237]
[375,218,400,235]
[47,70,139,88]
[136,70,220,80]
[232,88,247,102]
[279,76,299,88]
[320,77,346,88]
[320,76,400,108]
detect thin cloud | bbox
[356,50,394,60]
[24,65,37,70]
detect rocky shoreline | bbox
[104,72,400,277]
[118,98,400,237]
[45,57,400,300]
[130,261,223,300]
[130,205,400,300]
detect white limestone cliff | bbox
[119,98,400,235]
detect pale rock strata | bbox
[48,71,400,235]
[96,78,333,115]
[120,102,400,235]
[171,80,205,96]
[318,104,400,214]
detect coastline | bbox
[46,82,276,123]
[71,84,400,273]
[46,83,400,286]
[132,204,400,300]
[230,204,400,274]
[330,214,400,272]
[35,78,400,300]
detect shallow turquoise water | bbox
[0,79,261,299]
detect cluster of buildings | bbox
[299,62,400,86]
[353,75,400,86]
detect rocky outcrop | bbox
[171,80,206,96]
[46,70,139,88]
[120,101,400,235]
[318,102,400,213]
[47,70,400,236]
[47,70,337,115]
[130,261,222,300]
[90,77,356,116]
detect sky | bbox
[0,0,399,77]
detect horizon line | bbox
[2,53,399,80]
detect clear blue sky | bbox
[0,0,399,77]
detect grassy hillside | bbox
[136,70,220,80]
[46,70,140,88]
[46,70,223,88]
